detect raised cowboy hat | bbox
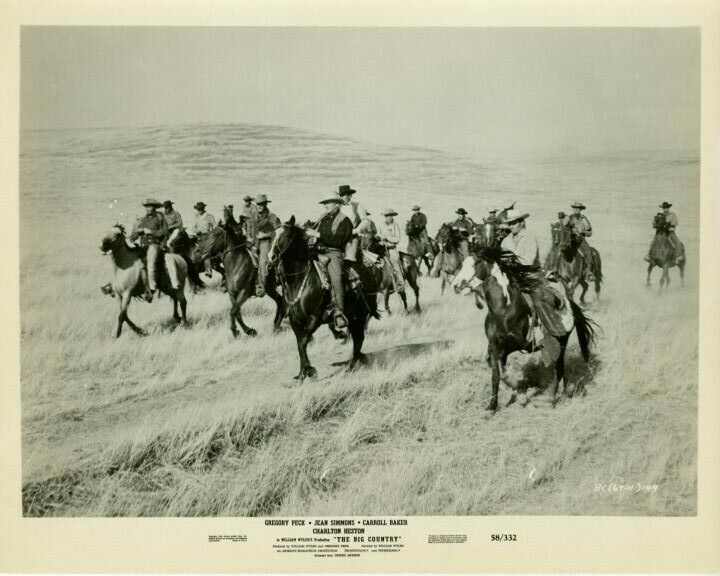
[319,194,343,205]
[163,200,174,207]
[505,209,530,224]
[255,194,271,204]
[194,201,207,210]
[243,195,253,202]
[571,201,586,210]
[142,198,163,208]
[412,204,421,211]
[383,209,398,217]
[338,184,356,196]
[660,202,673,209]
[504,199,516,210]
[456,207,468,215]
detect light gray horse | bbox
[100,225,188,337]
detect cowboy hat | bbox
[571,201,586,210]
[659,202,673,209]
[255,194,271,204]
[383,209,398,217]
[142,198,163,208]
[411,204,421,211]
[338,184,356,196]
[456,207,468,215]
[488,206,498,213]
[505,209,529,223]
[193,201,207,210]
[504,199,516,210]
[319,195,343,205]
[162,200,174,208]
[243,195,253,202]
[558,211,566,218]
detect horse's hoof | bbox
[485,400,498,412]
[138,330,148,337]
[305,366,317,378]
[246,328,257,337]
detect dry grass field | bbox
[20,125,699,516]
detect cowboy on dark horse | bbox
[501,209,569,346]
[645,202,685,265]
[545,210,568,271]
[305,193,355,331]
[566,202,595,282]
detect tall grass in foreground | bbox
[22,277,697,516]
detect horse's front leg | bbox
[384,287,392,315]
[440,270,447,295]
[265,278,286,333]
[172,295,180,322]
[229,294,239,337]
[177,289,188,324]
[118,293,144,338]
[487,346,500,412]
[646,263,654,287]
[346,315,368,372]
[234,288,257,336]
[293,326,317,380]
[399,289,408,312]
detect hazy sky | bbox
[21,27,700,155]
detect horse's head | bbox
[365,234,386,258]
[269,215,309,264]
[100,224,125,253]
[557,225,572,248]
[405,220,418,237]
[451,254,482,294]
[193,226,226,263]
[222,205,236,226]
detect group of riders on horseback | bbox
[102,184,687,406]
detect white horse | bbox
[100,225,188,337]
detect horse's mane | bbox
[114,223,126,235]
[437,223,463,250]
[196,226,227,257]
[472,244,544,292]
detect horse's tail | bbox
[591,248,603,284]
[569,299,597,363]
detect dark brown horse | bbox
[647,227,685,290]
[166,227,206,292]
[217,209,286,336]
[555,227,603,304]
[100,225,188,337]
[430,223,466,294]
[452,245,596,411]
[188,227,227,287]
[405,220,438,274]
[366,237,421,314]
[270,216,380,380]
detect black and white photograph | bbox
[18,25,701,521]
